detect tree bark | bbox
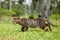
[30,0,34,18]
[0,1,1,8]
[56,0,58,20]
[31,0,34,13]
[0,0,2,21]
[45,0,51,17]
[6,0,12,22]
[38,0,43,17]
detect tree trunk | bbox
[30,0,37,18]
[9,0,12,22]
[0,0,1,8]
[38,0,43,17]
[45,0,51,17]
[7,0,12,22]
[56,0,58,20]
[56,8,58,20]
[7,0,12,11]
[0,0,2,21]
[31,0,34,13]
[30,0,34,18]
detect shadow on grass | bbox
[14,29,41,32]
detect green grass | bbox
[0,14,60,40]
[0,19,60,40]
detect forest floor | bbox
[0,15,60,40]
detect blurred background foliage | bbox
[0,0,60,22]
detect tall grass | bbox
[0,14,60,40]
